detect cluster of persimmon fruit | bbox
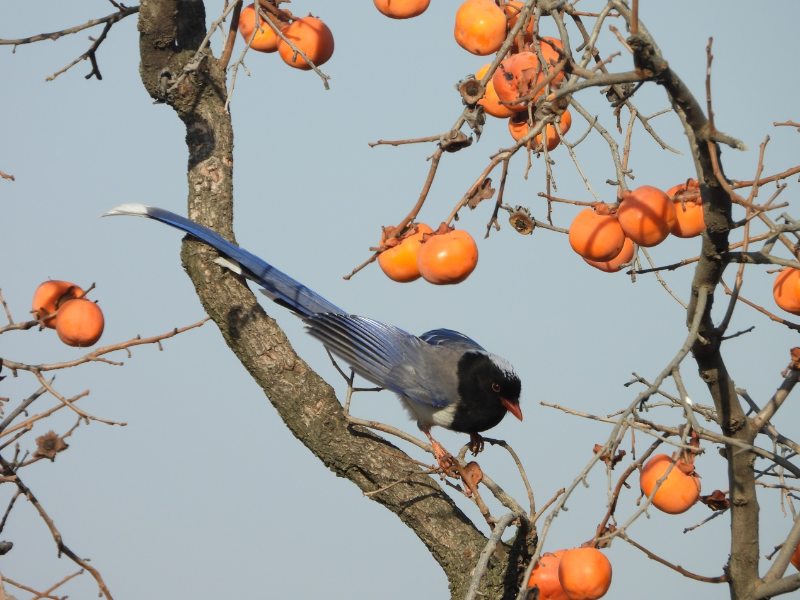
[528,546,612,600]
[569,180,705,273]
[467,3,572,152]
[237,3,333,70]
[373,1,800,574]
[377,223,479,285]
[523,450,705,600]
[374,0,572,152]
[31,280,105,347]
[372,0,573,286]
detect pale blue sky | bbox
[2,1,800,598]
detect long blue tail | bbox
[102,204,346,317]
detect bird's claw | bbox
[430,440,459,477]
[468,433,485,456]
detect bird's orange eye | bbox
[492,383,501,393]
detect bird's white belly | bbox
[399,396,458,430]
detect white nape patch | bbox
[100,203,151,218]
[399,396,457,430]
[214,256,243,275]
[488,353,518,379]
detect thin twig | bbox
[0,453,114,599]
[0,6,139,46]
[623,536,727,582]
[484,437,535,517]
[1,318,209,372]
[640,248,687,308]
[217,0,243,70]
[368,135,442,147]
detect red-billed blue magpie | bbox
[102,204,522,456]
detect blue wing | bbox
[419,328,485,350]
[102,204,344,317]
[306,315,454,408]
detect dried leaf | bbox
[440,130,472,153]
[461,461,483,497]
[681,428,702,464]
[789,347,800,371]
[467,178,495,210]
[379,230,403,249]
[699,489,729,511]
[463,105,485,141]
[594,524,616,548]
[594,444,626,468]
[380,223,423,248]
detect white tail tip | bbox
[101,203,152,218]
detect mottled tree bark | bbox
[623,8,761,598]
[136,1,532,597]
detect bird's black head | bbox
[449,351,522,434]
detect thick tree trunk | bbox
[136,1,529,597]
[625,17,761,600]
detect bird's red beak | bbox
[501,398,523,421]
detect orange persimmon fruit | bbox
[32,280,85,329]
[476,64,513,118]
[507,112,530,141]
[238,4,285,53]
[417,225,479,285]
[55,299,105,348]
[558,548,612,600]
[640,453,702,514]
[492,51,542,112]
[583,236,634,273]
[773,269,800,315]
[277,16,334,70]
[616,185,677,247]
[454,0,507,56]
[535,109,572,151]
[374,0,430,19]
[528,550,569,600]
[377,223,434,283]
[791,540,800,570]
[507,110,571,149]
[538,37,565,86]
[668,179,705,238]
[504,1,533,43]
[568,205,626,262]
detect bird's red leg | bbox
[423,430,458,476]
[468,432,485,456]
[423,431,485,498]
